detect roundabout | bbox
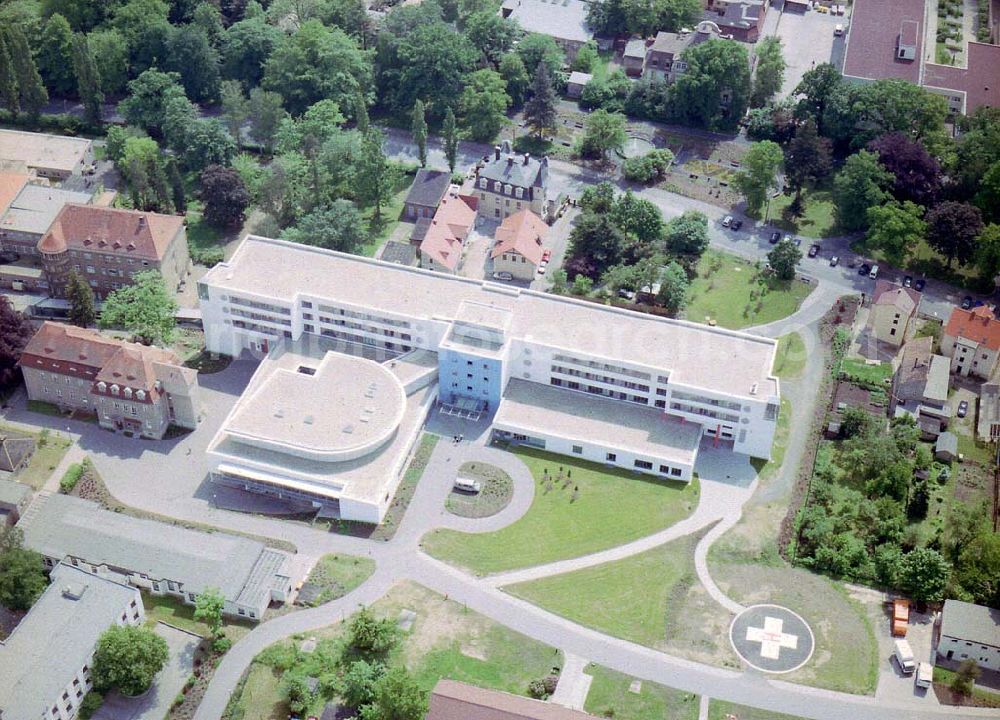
[729,604,815,674]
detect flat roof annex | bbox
[842,0,924,84]
[203,237,778,400]
[0,129,92,174]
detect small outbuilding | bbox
[934,431,958,462]
[566,71,593,98]
[937,599,1000,672]
[0,478,31,526]
[0,432,35,473]
[403,169,452,221]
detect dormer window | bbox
[504,184,512,194]
[123,387,132,398]
[136,390,146,401]
[97,381,106,392]
[515,188,523,199]
[110,384,119,395]
[493,181,502,192]
[479,178,487,189]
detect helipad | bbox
[729,604,815,673]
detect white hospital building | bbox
[199,236,780,523]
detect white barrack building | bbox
[199,236,781,522]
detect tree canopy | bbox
[99,271,179,346]
[92,625,169,697]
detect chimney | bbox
[523,153,530,165]
[494,145,501,160]
[507,157,514,167]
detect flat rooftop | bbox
[209,342,437,506]
[18,492,273,602]
[0,184,93,236]
[0,129,92,173]
[842,0,924,83]
[924,41,1000,114]
[501,0,592,43]
[204,237,778,401]
[0,563,136,718]
[495,379,702,467]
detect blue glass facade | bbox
[438,347,504,412]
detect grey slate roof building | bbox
[380,240,418,267]
[0,478,31,526]
[403,169,452,220]
[473,141,550,221]
[0,431,36,472]
[0,562,142,720]
[937,599,1000,671]
[934,431,958,461]
[18,492,292,620]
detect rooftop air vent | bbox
[62,583,87,600]
[304,415,314,425]
[750,382,758,395]
[274,408,284,418]
[343,424,354,434]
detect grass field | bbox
[1,425,71,490]
[933,667,1000,708]
[506,532,701,648]
[685,251,813,329]
[839,358,892,386]
[584,665,699,720]
[768,188,837,239]
[141,592,253,642]
[708,700,809,720]
[357,169,417,257]
[774,332,806,378]
[422,448,699,575]
[299,554,375,606]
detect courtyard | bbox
[771,4,848,97]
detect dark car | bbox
[903,275,913,288]
[731,219,743,231]
[957,400,969,418]
[769,231,781,244]
[962,296,974,309]
[859,263,871,276]
[808,244,820,258]
[794,237,802,247]
[914,278,926,291]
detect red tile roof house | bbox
[843,0,1000,115]
[867,279,921,347]
[417,189,478,274]
[490,209,548,281]
[427,679,600,720]
[37,204,190,301]
[941,305,1000,379]
[19,322,199,439]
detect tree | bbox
[361,667,427,720]
[99,271,178,346]
[951,659,981,696]
[166,159,186,214]
[792,62,841,132]
[516,33,564,80]
[767,238,801,281]
[578,109,626,161]
[926,201,984,268]
[865,201,926,268]
[200,164,250,228]
[222,15,281,88]
[183,119,237,172]
[621,148,673,184]
[0,296,33,390]
[347,607,399,658]
[832,150,894,232]
[281,200,366,252]
[868,132,942,205]
[390,21,477,122]
[356,130,397,221]
[975,224,1000,281]
[580,69,631,113]
[0,33,19,116]
[354,88,370,134]
[38,14,76,97]
[41,0,109,31]
[751,37,784,108]
[568,212,625,277]
[955,529,1000,607]
[523,63,557,139]
[192,2,224,48]
[442,108,458,172]
[498,52,529,107]
[342,659,384,708]
[974,160,1000,223]
[92,625,169,697]
[464,11,519,68]
[166,25,222,104]
[783,119,831,197]
[194,588,226,637]
[248,88,287,154]
[735,140,783,216]
[112,0,170,48]
[0,527,47,611]
[656,261,690,315]
[66,271,96,327]
[72,34,103,128]
[411,99,427,167]
[665,211,709,257]
[221,80,249,148]
[669,39,749,131]
[900,547,950,603]
[460,69,509,143]
[822,79,948,152]
[6,26,48,121]
[610,191,663,243]
[263,20,370,116]
[573,41,599,73]
[120,69,188,137]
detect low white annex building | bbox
[937,599,1000,672]
[198,237,781,521]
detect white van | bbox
[453,476,481,493]
[869,264,879,279]
[834,24,845,37]
[916,662,933,688]
[894,639,916,674]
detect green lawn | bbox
[584,665,699,720]
[839,357,892,386]
[767,188,837,239]
[857,236,991,292]
[422,447,699,575]
[141,591,254,640]
[933,667,1000,708]
[774,332,806,378]
[357,168,417,257]
[299,554,375,606]
[751,397,791,483]
[1,425,71,490]
[708,700,810,720]
[505,532,700,649]
[685,251,813,329]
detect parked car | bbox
[722,215,733,227]
[769,231,781,244]
[962,295,973,309]
[492,271,513,281]
[618,289,636,300]
[903,275,913,287]
[834,23,845,36]
[808,244,820,258]
[916,662,933,689]
[536,265,546,275]
[869,264,879,279]
[894,639,916,675]
[731,219,743,231]
[914,277,926,291]
[958,400,969,418]
[829,256,840,267]
[541,249,552,262]
[793,237,802,247]
[858,263,871,276]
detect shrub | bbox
[621,148,674,184]
[60,462,85,494]
[190,247,225,267]
[78,691,104,720]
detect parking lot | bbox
[771,5,849,96]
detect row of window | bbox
[551,354,653,381]
[669,400,740,424]
[228,307,293,327]
[69,251,149,265]
[228,296,292,315]
[549,377,647,404]
[551,364,650,392]
[568,445,683,477]
[671,389,744,412]
[315,304,410,328]
[478,178,527,198]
